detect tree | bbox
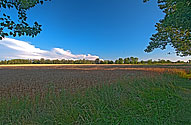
[95,58,100,64]
[103,60,109,64]
[140,60,145,64]
[144,0,191,56]
[115,59,119,64]
[45,59,52,64]
[134,57,139,64]
[40,58,45,64]
[130,57,135,64]
[118,58,124,64]
[108,60,114,64]
[0,0,50,40]
[147,59,152,64]
[124,58,130,64]
[166,60,171,63]
[100,60,104,64]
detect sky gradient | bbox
[0,0,190,61]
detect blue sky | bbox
[0,0,190,61]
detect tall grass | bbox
[0,74,190,124]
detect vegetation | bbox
[0,57,190,65]
[0,0,190,123]
[0,72,190,124]
[0,0,50,40]
[144,0,191,56]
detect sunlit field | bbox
[0,65,190,124]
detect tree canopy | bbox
[0,0,50,40]
[0,57,189,65]
[144,0,191,56]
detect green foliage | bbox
[95,58,100,64]
[144,0,191,56]
[147,59,153,64]
[124,58,130,64]
[108,60,114,64]
[115,57,139,64]
[0,74,190,124]
[118,58,124,64]
[0,0,51,40]
[0,57,188,65]
[115,59,119,64]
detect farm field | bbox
[0,64,191,124]
[1,0,191,124]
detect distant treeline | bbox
[0,57,190,65]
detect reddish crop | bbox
[0,64,190,99]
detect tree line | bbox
[0,57,190,65]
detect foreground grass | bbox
[0,74,190,124]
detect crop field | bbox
[0,64,191,124]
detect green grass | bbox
[0,74,190,124]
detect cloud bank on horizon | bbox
[0,38,99,60]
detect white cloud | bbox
[0,38,99,60]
